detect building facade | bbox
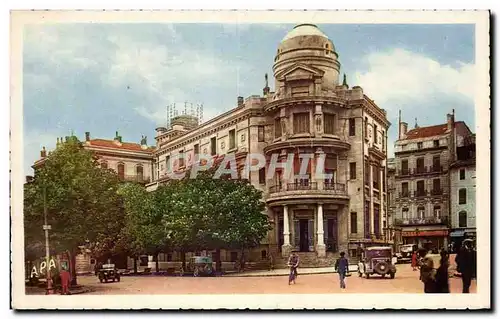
[392,112,473,251]
[449,135,476,251]
[147,24,390,267]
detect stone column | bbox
[380,167,385,238]
[316,203,326,257]
[370,164,375,237]
[282,205,292,257]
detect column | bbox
[380,167,385,238]
[316,203,326,257]
[369,164,375,238]
[282,205,292,257]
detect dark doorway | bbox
[299,219,309,252]
[278,218,284,252]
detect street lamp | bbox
[43,186,54,295]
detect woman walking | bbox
[434,250,450,293]
[420,257,437,293]
[411,251,418,271]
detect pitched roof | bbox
[402,122,464,140]
[86,139,154,153]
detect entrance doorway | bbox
[299,219,309,252]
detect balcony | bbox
[430,188,444,196]
[266,181,348,206]
[394,216,449,226]
[119,174,151,184]
[396,166,446,178]
[413,190,428,198]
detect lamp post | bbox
[43,186,54,295]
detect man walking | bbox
[456,239,475,293]
[287,251,300,285]
[335,252,349,289]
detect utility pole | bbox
[43,186,54,295]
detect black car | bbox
[97,264,121,283]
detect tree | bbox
[23,137,123,285]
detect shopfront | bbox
[401,229,449,251]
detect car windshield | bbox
[400,245,414,252]
[366,249,391,258]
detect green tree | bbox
[23,137,123,285]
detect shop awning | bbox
[450,230,465,237]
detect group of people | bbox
[419,239,476,293]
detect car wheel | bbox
[112,278,115,282]
[365,273,370,279]
[381,274,386,278]
[390,272,395,279]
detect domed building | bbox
[147,24,391,269]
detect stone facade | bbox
[392,112,474,251]
[147,24,391,266]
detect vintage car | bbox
[395,244,417,263]
[358,246,397,279]
[97,264,121,283]
[180,256,214,277]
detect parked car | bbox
[97,264,121,283]
[396,244,417,263]
[180,256,214,277]
[358,246,397,279]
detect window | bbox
[402,207,409,219]
[274,118,282,138]
[323,113,335,134]
[293,112,310,134]
[416,180,425,197]
[136,165,144,182]
[373,166,379,190]
[416,157,425,174]
[350,212,358,234]
[433,205,441,218]
[194,144,199,155]
[459,211,467,228]
[229,129,236,149]
[373,124,378,144]
[382,131,385,150]
[258,126,265,142]
[432,178,441,195]
[230,252,238,262]
[349,118,356,136]
[459,188,467,204]
[349,162,357,180]
[460,169,466,180]
[179,150,185,167]
[434,140,440,148]
[401,159,409,175]
[210,137,217,155]
[432,155,441,172]
[165,155,170,172]
[402,182,409,197]
[364,117,368,137]
[364,162,370,186]
[117,163,125,180]
[100,161,108,169]
[417,206,425,219]
[259,168,266,185]
[167,253,173,262]
[417,142,423,149]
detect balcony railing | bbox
[394,216,449,226]
[268,182,347,195]
[397,166,446,177]
[413,190,427,198]
[119,174,151,183]
[430,188,444,196]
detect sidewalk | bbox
[224,265,359,277]
[25,285,95,295]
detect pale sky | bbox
[23,23,475,176]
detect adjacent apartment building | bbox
[449,134,476,251]
[392,111,474,251]
[146,24,391,267]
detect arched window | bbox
[433,205,441,218]
[459,188,467,205]
[417,206,425,219]
[459,211,467,228]
[100,161,108,169]
[325,43,329,49]
[117,163,125,180]
[136,165,144,182]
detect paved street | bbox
[76,264,475,295]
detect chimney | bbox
[40,146,47,158]
[447,110,455,131]
[399,122,408,139]
[237,96,244,107]
[85,132,90,141]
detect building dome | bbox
[281,24,328,42]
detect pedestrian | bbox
[287,251,300,285]
[411,250,418,271]
[419,256,436,293]
[268,253,274,271]
[59,265,71,295]
[456,240,475,293]
[434,250,450,293]
[334,251,349,289]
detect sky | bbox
[22,23,475,176]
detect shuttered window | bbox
[293,113,310,134]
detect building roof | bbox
[282,24,328,42]
[401,122,465,140]
[86,139,154,153]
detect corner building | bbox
[148,24,390,267]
